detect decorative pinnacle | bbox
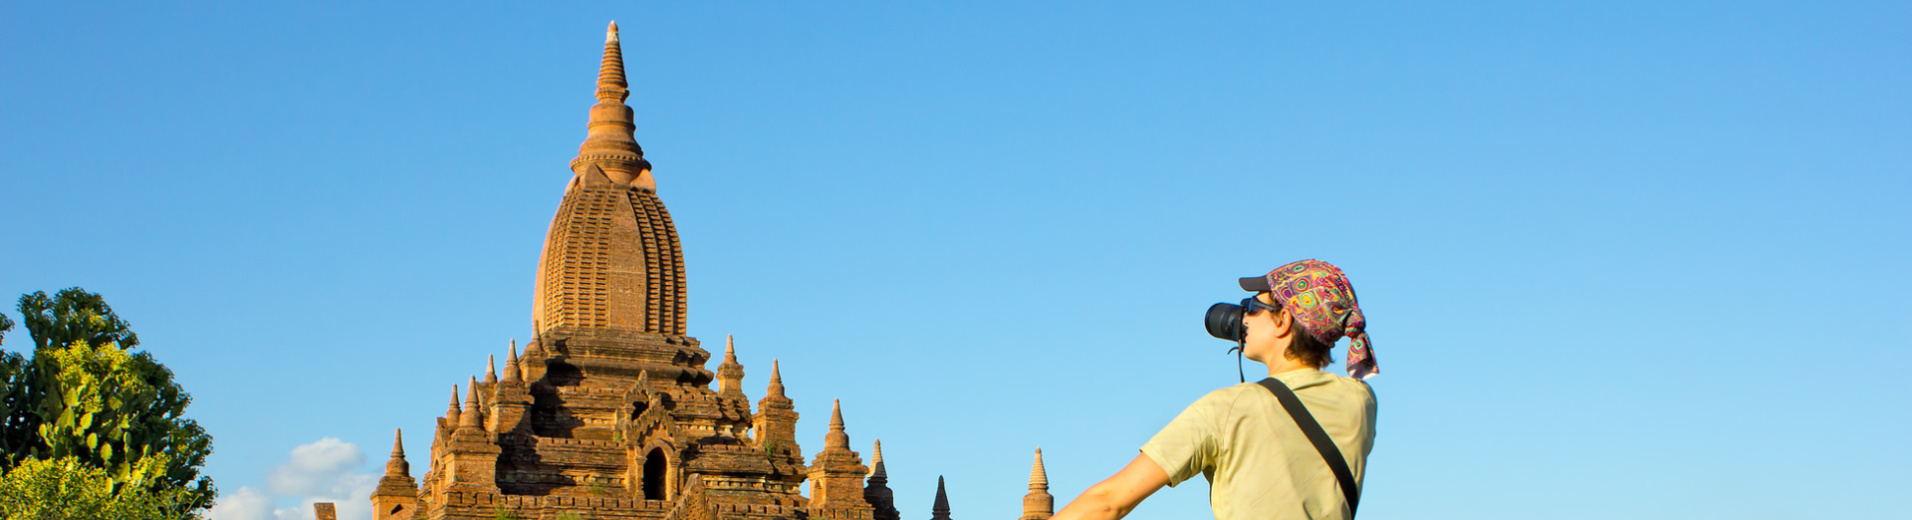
[825,399,849,448]
[503,340,522,383]
[460,377,482,427]
[869,439,888,480]
[574,20,649,184]
[931,476,952,520]
[386,429,409,477]
[767,359,786,398]
[718,335,745,395]
[485,355,498,384]
[447,386,462,423]
[1029,447,1048,490]
[597,21,627,96]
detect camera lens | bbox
[1205,302,1245,343]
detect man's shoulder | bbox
[1256,370,1378,414]
[1194,372,1376,417]
[1202,382,1269,403]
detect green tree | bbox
[0,348,32,466]
[34,340,215,510]
[0,288,214,514]
[16,289,138,352]
[0,455,202,520]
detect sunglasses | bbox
[1242,296,1281,316]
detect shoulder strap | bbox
[1256,377,1360,517]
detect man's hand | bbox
[1051,454,1171,520]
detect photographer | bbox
[1051,260,1379,520]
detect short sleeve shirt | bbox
[1141,368,1377,520]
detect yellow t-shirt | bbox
[1141,368,1377,520]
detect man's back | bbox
[1142,368,1378,520]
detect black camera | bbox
[1205,301,1247,343]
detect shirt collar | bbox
[1270,367,1334,391]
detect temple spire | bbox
[864,438,900,520]
[460,377,482,428]
[385,429,409,477]
[572,20,651,187]
[370,428,419,515]
[446,386,462,425]
[1022,448,1054,520]
[767,359,787,398]
[931,476,952,520]
[825,399,849,449]
[718,334,745,396]
[484,355,498,384]
[502,340,522,383]
[1029,448,1048,490]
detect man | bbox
[1051,260,1379,520]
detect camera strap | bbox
[1229,338,1247,382]
[1255,377,1360,517]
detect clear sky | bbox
[2,1,1908,519]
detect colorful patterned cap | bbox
[1237,259,1377,380]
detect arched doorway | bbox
[643,448,669,500]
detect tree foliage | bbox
[17,289,138,352]
[34,340,215,510]
[0,288,214,514]
[0,456,202,520]
[0,350,33,465]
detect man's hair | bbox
[1282,310,1334,368]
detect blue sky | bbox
[2,1,1908,519]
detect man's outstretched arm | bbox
[1050,454,1171,520]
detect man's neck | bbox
[1265,357,1316,378]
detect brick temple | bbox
[365,22,1059,520]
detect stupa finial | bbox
[825,399,851,448]
[931,476,952,520]
[718,334,746,396]
[1030,447,1048,489]
[573,20,651,186]
[503,340,522,383]
[767,359,786,398]
[460,376,482,427]
[1022,447,1054,519]
[870,439,888,479]
[446,386,462,424]
[385,429,409,477]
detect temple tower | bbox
[371,430,418,520]
[931,476,954,520]
[718,335,746,398]
[807,400,874,520]
[755,360,801,457]
[863,440,900,520]
[1020,448,1053,520]
[533,20,684,339]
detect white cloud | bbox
[209,487,274,520]
[216,438,382,520]
[269,437,366,496]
